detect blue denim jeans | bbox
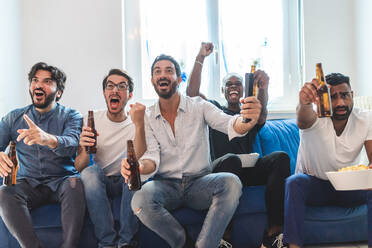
[81,165,138,248]
[283,173,372,247]
[131,172,242,248]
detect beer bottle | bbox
[242,62,258,123]
[86,110,97,154]
[315,63,332,118]
[251,63,258,97]
[127,140,141,191]
[3,141,18,186]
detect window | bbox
[123,0,302,114]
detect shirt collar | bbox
[154,94,187,119]
[31,103,58,120]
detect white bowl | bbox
[326,170,372,191]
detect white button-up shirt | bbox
[140,95,245,179]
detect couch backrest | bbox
[253,119,299,174]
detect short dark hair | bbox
[326,73,350,87]
[151,54,181,77]
[102,69,134,93]
[28,62,66,101]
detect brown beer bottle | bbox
[3,141,18,186]
[251,63,258,97]
[315,63,332,118]
[86,110,97,154]
[127,140,141,191]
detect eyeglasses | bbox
[105,82,129,91]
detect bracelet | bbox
[195,60,203,66]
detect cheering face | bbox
[330,83,353,120]
[29,70,60,110]
[151,60,181,99]
[224,76,243,104]
[103,74,132,115]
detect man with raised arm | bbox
[121,54,262,248]
[283,73,372,248]
[0,62,84,248]
[75,69,147,248]
[186,42,290,248]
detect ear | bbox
[177,76,182,84]
[56,90,62,99]
[221,86,225,94]
[128,91,133,100]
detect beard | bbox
[332,105,353,120]
[153,78,178,99]
[29,88,58,109]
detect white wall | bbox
[1,0,372,118]
[22,0,123,114]
[354,0,372,96]
[0,0,25,117]
[302,0,356,86]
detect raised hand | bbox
[198,42,214,58]
[299,79,320,105]
[129,103,146,126]
[16,114,58,148]
[254,70,270,90]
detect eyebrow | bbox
[106,80,127,84]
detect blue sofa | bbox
[0,119,368,247]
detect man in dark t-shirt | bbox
[187,42,291,248]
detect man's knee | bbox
[80,165,103,184]
[220,173,242,199]
[286,174,308,192]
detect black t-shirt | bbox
[208,100,263,161]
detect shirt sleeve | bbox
[138,114,160,181]
[0,113,12,152]
[52,109,83,157]
[201,99,247,141]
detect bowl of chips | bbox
[326,165,372,191]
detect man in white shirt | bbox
[75,69,147,248]
[121,54,263,248]
[283,73,372,248]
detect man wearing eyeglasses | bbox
[283,73,372,248]
[0,62,85,248]
[74,69,148,248]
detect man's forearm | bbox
[257,88,268,124]
[186,54,205,97]
[296,103,317,129]
[74,146,90,172]
[233,116,257,135]
[133,123,146,159]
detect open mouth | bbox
[157,79,171,90]
[229,90,240,98]
[109,96,121,109]
[33,90,45,100]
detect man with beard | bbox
[75,69,148,248]
[283,73,372,248]
[0,62,85,248]
[121,54,262,248]
[187,42,290,248]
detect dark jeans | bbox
[283,174,372,247]
[213,151,290,227]
[0,177,86,248]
